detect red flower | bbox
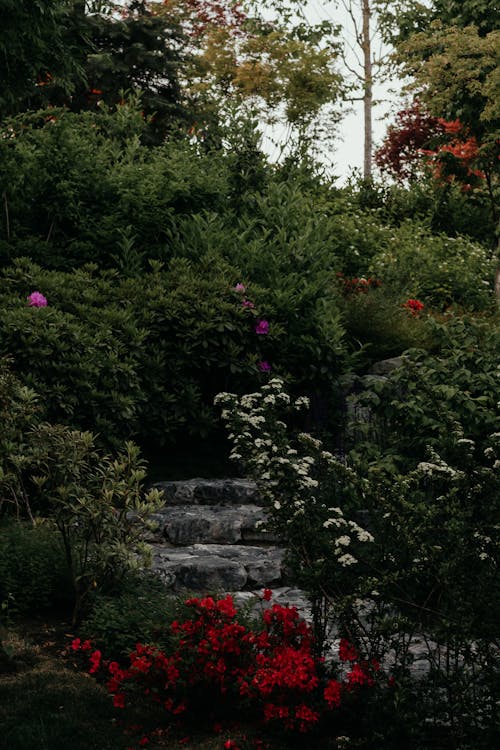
[113,693,125,708]
[89,649,102,674]
[339,638,359,662]
[346,663,374,690]
[324,678,342,708]
[403,298,424,315]
[262,588,272,601]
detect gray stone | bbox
[148,504,268,545]
[368,356,405,377]
[151,543,286,592]
[152,548,248,591]
[150,478,262,506]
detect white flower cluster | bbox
[215,378,374,569]
[323,506,374,566]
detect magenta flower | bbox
[27,291,48,307]
[258,360,271,372]
[234,283,246,293]
[255,319,269,335]
[241,299,255,309]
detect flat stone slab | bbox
[151,543,286,592]
[147,504,275,545]
[150,478,262,507]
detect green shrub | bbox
[0,260,146,447]
[0,357,164,624]
[349,313,499,473]
[20,428,163,625]
[368,223,496,311]
[80,573,181,658]
[338,286,432,363]
[0,255,349,450]
[0,104,238,270]
[218,378,499,748]
[0,356,42,518]
[0,521,71,614]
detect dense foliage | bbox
[0,2,498,748]
[218,377,499,748]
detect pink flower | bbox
[242,299,255,308]
[27,291,48,307]
[255,319,269,335]
[234,283,246,293]
[258,361,271,372]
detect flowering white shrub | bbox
[216,379,375,651]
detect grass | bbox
[0,625,127,750]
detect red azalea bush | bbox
[72,593,383,745]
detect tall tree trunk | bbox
[362,0,372,180]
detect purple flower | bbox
[258,360,271,372]
[242,299,255,309]
[255,319,269,335]
[234,283,246,293]
[27,291,48,307]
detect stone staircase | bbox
[145,477,438,678]
[147,478,293,597]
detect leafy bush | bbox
[0,255,349,451]
[0,358,163,624]
[368,223,495,311]
[0,356,43,518]
[217,378,499,748]
[0,103,242,270]
[0,261,146,447]
[0,521,71,614]
[80,574,180,659]
[349,314,499,472]
[337,283,431,363]
[20,428,162,625]
[344,176,497,249]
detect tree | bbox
[0,0,87,118]
[377,0,500,44]
[158,0,344,140]
[383,2,500,298]
[335,0,384,179]
[374,100,442,182]
[72,1,191,141]
[253,1,394,179]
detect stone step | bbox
[147,504,277,546]
[150,478,262,507]
[151,543,287,593]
